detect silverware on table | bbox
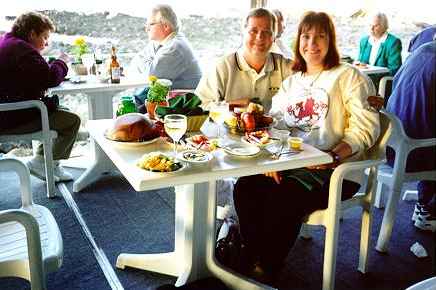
[270,142,285,160]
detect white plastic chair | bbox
[0,100,57,198]
[374,112,436,252]
[378,76,393,100]
[405,277,436,290]
[301,110,393,290]
[0,158,63,290]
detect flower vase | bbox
[71,63,88,75]
[146,100,168,120]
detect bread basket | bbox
[187,114,208,132]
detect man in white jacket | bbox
[129,4,202,111]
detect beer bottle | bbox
[110,46,121,84]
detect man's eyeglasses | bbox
[145,22,162,29]
[246,28,273,38]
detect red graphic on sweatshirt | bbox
[287,96,327,126]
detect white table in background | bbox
[87,119,332,290]
[355,64,390,75]
[48,76,147,120]
[47,76,147,192]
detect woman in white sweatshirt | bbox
[230,11,380,285]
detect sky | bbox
[1,0,434,22]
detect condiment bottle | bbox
[110,46,121,84]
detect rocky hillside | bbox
[2,10,426,62]
[43,10,242,59]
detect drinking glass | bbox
[164,114,187,157]
[209,101,229,137]
[81,53,95,76]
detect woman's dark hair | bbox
[11,11,55,41]
[292,11,340,72]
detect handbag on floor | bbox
[156,277,229,290]
[215,218,244,271]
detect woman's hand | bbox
[307,141,353,170]
[58,52,71,63]
[265,171,282,184]
[306,163,337,170]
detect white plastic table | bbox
[355,64,390,75]
[48,76,147,192]
[87,119,332,290]
[48,76,147,119]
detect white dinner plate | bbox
[240,135,279,148]
[184,136,216,151]
[177,150,213,164]
[142,161,186,173]
[223,143,261,157]
[104,131,160,147]
[70,76,87,84]
[137,151,186,173]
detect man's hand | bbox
[265,171,282,184]
[368,95,384,111]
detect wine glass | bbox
[164,114,187,157]
[209,101,229,137]
[81,53,95,77]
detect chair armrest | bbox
[0,209,45,283]
[0,100,50,134]
[378,76,393,99]
[327,159,384,212]
[0,158,33,207]
[409,137,436,150]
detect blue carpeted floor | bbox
[0,167,435,290]
[0,169,111,290]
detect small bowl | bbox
[288,137,303,151]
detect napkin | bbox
[410,242,428,258]
[156,93,208,117]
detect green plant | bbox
[72,36,89,64]
[147,76,171,103]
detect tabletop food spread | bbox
[101,99,308,172]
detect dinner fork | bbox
[270,142,285,160]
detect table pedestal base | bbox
[115,182,277,290]
[73,139,113,192]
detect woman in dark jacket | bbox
[0,11,80,182]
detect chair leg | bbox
[358,205,372,273]
[42,140,56,198]
[374,182,387,208]
[376,189,402,252]
[322,218,340,290]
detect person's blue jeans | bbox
[133,86,149,114]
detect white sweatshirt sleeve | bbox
[340,67,380,154]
